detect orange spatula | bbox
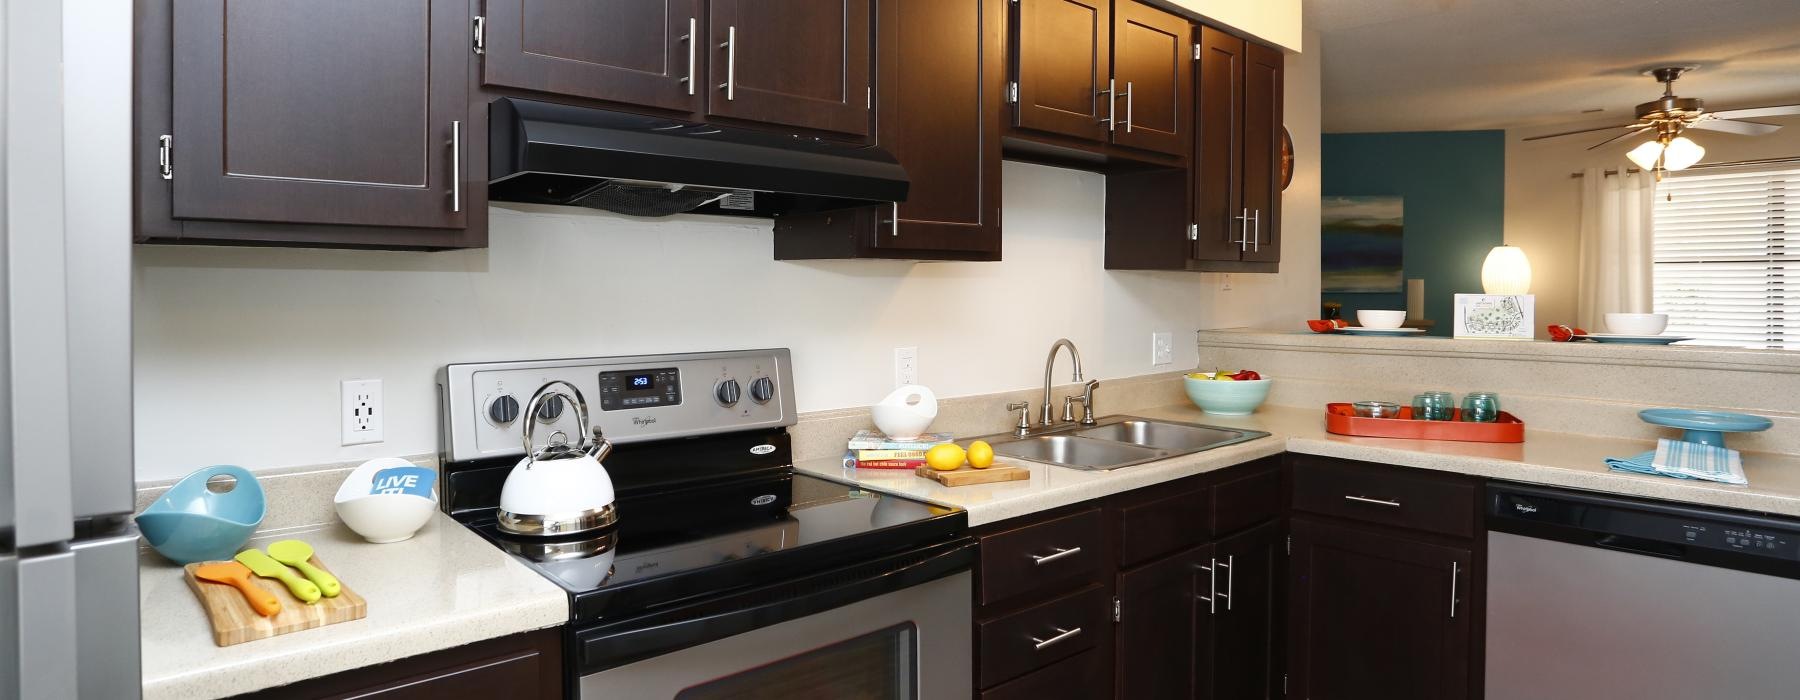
[194,561,280,617]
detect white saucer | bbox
[1574,333,1693,345]
[1340,327,1427,336]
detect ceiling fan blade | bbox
[1709,104,1800,120]
[1689,119,1782,136]
[1521,123,1644,141]
[1585,125,1654,150]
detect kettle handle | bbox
[521,380,592,456]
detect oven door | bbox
[577,541,973,699]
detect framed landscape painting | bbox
[1321,195,1404,293]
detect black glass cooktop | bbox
[463,472,965,624]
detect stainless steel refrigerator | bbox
[1,0,142,697]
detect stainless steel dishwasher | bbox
[1486,483,1800,699]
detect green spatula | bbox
[266,539,341,598]
[235,548,321,603]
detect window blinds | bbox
[1652,164,1795,349]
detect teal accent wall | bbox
[1321,131,1505,335]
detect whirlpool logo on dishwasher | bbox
[1513,502,1539,514]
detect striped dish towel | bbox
[1605,438,1747,485]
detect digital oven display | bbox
[627,373,655,390]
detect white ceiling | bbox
[1311,0,1800,132]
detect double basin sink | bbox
[977,415,1270,471]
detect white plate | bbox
[1574,333,1693,345]
[1340,327,1427,336]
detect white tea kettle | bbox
[497,380,618,537]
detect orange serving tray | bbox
[1325,403,1525,443]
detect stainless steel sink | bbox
[979,415,1269,471]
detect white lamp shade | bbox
[1626,139,1665,171]
[1662,136,1705,171]
[1481,246,1532,295]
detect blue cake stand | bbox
[1639,408,1772,448]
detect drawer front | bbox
[1114,481,1210,568]
[1212,459,1282,536]
[979,646,1107,700]
[977,584,1108,688]
[1291,456,1475,538]
[978,508,1105,605]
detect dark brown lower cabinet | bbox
[1288,517,1472,700]
[1115,542,1209,699]
[245,628,562,699]
[1206,520,1281,700]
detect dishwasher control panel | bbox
[1490,484,1800,564]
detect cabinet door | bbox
[1116,543,1209,700]
[1012,0,1111,143]
[1109,1,1191,156]
[1203,521,1281,700]
[1191,25,1244,262]
[1288,518,1471,700]
[171,0,468,229]
[868,0,1003,256]
[482,0,702,113]
[706,0,872,137]
[1241,41,1284,263]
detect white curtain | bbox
[1576,167,1656,330]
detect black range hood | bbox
[488,98,908,218]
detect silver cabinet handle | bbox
[1344,494,1402,508]
[718,26,736,100]
[1031,546,1082,565]
[1251,209,1260,251]
[450,120,462,212]
[1030,627,1082,650]
[1124,81,1134,133]
[681,18,696,95]
[1218,555,1234,611]
[881,201,899,237]
[1450,561,1459,619]
[1099,79,1115,131]
[1194,558,1216,614]
[1233,208,1250,249]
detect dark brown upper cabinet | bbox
[135,0,483,249]
[1193,26,1283,267]
[772,0,1003,261]
[480,0,704,114]
[1009,0,1190,161]
[705,0,873,138]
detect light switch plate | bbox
[342,379,383,445]
[1152,332,1173,366]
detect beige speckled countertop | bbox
[796,403,1800,527]
[139,512,567,700]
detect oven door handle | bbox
[576,538,976,675]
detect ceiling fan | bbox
[1523,66,1800,174]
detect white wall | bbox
[131,35,1324,483]
[1159,0,1302,52]
[1505,115,1800,331]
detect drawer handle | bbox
[1030,547,1082,565]
[1344,495,1402,508]
[1029,626,1082,650]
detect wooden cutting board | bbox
[183,555,367,647]
[915,464,1030,486]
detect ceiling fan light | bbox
[1626,140,1665,170]
[1662,136,1705,170]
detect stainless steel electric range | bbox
[438,349,973,699]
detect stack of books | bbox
[843,430,955,469]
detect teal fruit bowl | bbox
[134,465,266,564]
[1183,374,1272,416]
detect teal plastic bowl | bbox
[135,465,266,564]
[1183,374,1273,416]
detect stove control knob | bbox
[749,377,775,404]
[714,379,742,407]
[487,394,521,425]
[534,394,565,423]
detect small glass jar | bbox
[1411,391,1456,421]
[1460,392,1501,423]
[1353,401,1401,419]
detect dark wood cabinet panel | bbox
[977,584,1109,688]
[1192,25,1245,262]
[1109,1,1191,156]
[169,0,467,230]
[980,647,1108,700]
[481,0,703,113]
[1241,40,1283,263]
[249,628,562,699]
[1289,518,1472,700]
[1211,458,1282,537]
[1291,455,1477,538]
[706,0,872,137]
[1115,544,1208,700]
[977,508,1105,606]
[1112,477,1210,568]
[1204,520,1281,700]
[1012,0,1111,142]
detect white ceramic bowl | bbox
[334,457,437,543]
[1605,312,1669,335]
[1357,309,1407,329]
[871,403,935,440]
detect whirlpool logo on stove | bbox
[632,416,657,426]
[749,444,776,455]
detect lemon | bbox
[1213,374,1236,382]
[967,441,994,469]
[925,443,967,471]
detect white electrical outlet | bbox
[341,379,383,445]
[1220,273,1233,291]
[1151,332,1173,366]
[894,347,918,387]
